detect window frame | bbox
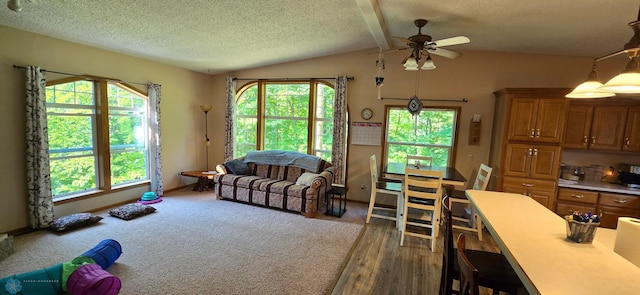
[45,76,150,202]
[381,105,461,169]
[234,79,335,160]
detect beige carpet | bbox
[0,190,367,294]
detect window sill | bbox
[53,180,150,205]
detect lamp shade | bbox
[421,57,436,70]
[566,81,615,98]
[599,72,640,93]
[199,105,212,112]
[403,57,418,69]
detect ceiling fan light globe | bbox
[403,57,418,68]
[566,81,615,98]
[599,72,640,93]
[421,59,436,70]
[404,65,419,71]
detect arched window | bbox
[235,80,335,161]
[46,78,149,199]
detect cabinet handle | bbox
[521,183,534,187]
[614,199,628,204]
[530,129,535,138]
[528,148,533,156]
[583,136,588,145]
[625,137,630,146]
[591,136,596,144]
[535,129,540,138]
[533,148,538,156]
[571,195,584,199]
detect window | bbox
[235,81,335,161]
[46,78,149,199]
[383,106,460,167]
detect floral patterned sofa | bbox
[213,150,335,217]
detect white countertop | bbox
[467,190,640,295]
[558,180,640,196]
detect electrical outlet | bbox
[361,184,366,190]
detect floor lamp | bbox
[200,105,212,170]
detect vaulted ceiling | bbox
[1,0,639,74]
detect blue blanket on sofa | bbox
[244,150,323,173]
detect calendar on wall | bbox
[352,122,382,146]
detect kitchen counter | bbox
[558,179,640,196]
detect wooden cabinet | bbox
[598,192,640,228]
[503,144,561,180]
[503,176,556,209]
[562,102,640,151]
[490,88,569,193]
[555,188,598,216]
[622,106,640,151]
[590,106,627,150]
[554,188,640,229]
[563,105,593,149]
[508,98,566,143]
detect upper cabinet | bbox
[563,100,640,152]
[508,98,567,143]
[623,106,640,152]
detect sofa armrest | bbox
[313,166,335,190]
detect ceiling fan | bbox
[393,19,470,70]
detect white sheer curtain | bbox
[148,84,164,196]
[224,77,237,161]
[25,65,54,229]
[331,76,348,185]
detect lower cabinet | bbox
[555,188,640,229]
[502,176,556,210]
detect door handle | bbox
[528,148,532,156]
[530,129,535,138]
[625,137,630,146]
[583,136,588,145]
[533,148,538,156]
[591,136,596,144]
[535,129,540,138]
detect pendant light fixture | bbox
[567,6,640,98]
[565,62,615,98]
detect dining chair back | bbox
[366,154,403,229]
[457,234,480,295]
[439,196,523,295]
[406,155,433,168]
[400,167,443,251]
[448,163,493,241]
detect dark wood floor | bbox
[331,216,509,295]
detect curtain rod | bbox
[233,76,354,81]
[12,65,159,87]
[381,97,468,103]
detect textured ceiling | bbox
[1,0,639,74]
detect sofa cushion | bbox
[248,163,280,179]
[224,159,250,175]
[278,166,306,182]
[296,172,320,186]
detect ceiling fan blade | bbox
[393,36,415,45]
[432,36,470,47]
[428,48,462,59]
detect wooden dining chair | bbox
[366,154,403,229]
[400,167,443,251]
[457,234,480,295]
[406,155,433,168]
[439,195,523,295]
[447,163,492,241]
